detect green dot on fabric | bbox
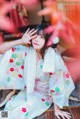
[25,98,27,101]
[7,77,10,82]
[66,80,70,86]
[45,102,49,106]
[40,65,43,69]
[12,54,17,58]
[16,62,21,66]
[25,112,28,116]
[55,87,60,93]
[12,96,15,98]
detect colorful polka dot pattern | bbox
[41,98,50,106]
[5,47,25,89]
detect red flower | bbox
[21,65,24,69]
[65,73,70,78]
[10,68,14,72]
[41,98,45,102]
[51,90,55,93]
[18,74,23,78]
[9,59,14,63]
[49,72,53,75]
[22,108,27,113]
[12,48,16,52]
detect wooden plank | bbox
[69,106,80,119]
[35,111,55,119]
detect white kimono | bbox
[0,45,75,119]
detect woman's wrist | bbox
[54,104,61,111]
[19,39,24,45]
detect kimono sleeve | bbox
[49,52,75,109]
[0,45,29,89]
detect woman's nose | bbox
[35,36,40,42]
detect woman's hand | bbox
[55,109,71,119]
[21,28,37,45]
[0,28,37,53]
[54,104,71,119]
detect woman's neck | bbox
[36,50,42,60]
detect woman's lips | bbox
[33,42,39,45]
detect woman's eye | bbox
[40,36,44,38]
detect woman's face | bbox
[32,35,45,50]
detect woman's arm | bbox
[0,28,37,53]
[0,39,22,53]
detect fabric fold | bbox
[24,47,56,98]
[49,51,75,108]
[24,47,37,96]
[42,47,56,72]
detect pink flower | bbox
[0,1,16,32]
[21,65,24,69]
[10,68,14,72]
[41,98,45,102]
[65,73,70,78]
[18,74,23,78]
[15,0,38,5]
[50,90,55,93]
[22,108,27,113]
[12,48,16,52]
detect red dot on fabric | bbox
[18,74,23,78]
[21,65,24,69]
[51,90,55,93]
[49,72,53,75]
[10,68,14,72]
[12,48,16,52]
[9,59,14,63]
[22,108,27,113]
[65,73,70,78]
[41,98,45,101]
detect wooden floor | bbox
[35,106,80,119]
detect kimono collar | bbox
[24,47,56,98]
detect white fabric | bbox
[0,46,75,119]
[24,47,37,95]
[42,47,56,72]
[0,45,27,89]
[24,47,56,97]
[0,50,12,83]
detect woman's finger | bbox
[65,112,71,116]
[30,29,37,36]
[26,28,30,34]
[61,115,65,119]
[28,29,35,34]
[56,115,60,119]
[31,35,37,39]
[65,114,71,119]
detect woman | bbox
[0,24,75,119]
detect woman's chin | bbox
[33,46,41,50]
